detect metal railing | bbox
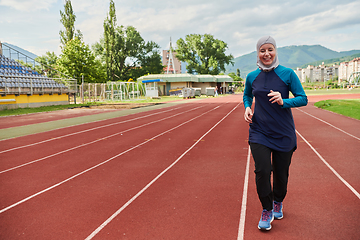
[79,82,146,103]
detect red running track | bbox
[0,94,359,239]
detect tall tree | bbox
[59,0,82,46]
[111,26,163,80]
[103,0,117,80]
[93,0,163,81]
[175,34,234,75]
[57,38,106,83]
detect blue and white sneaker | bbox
[273,201,283,219]
[258,209,274,230]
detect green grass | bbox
[314,99,360,120]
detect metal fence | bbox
[78,82,147,103]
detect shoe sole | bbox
[258,225,272,231]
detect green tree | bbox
[35,52,59,78]
[57,38,106,83]
[175,34,234,75]
[59,0,82,46]
[94,1,163,81]
[228,72,243,88]
[102,0,117,80]
[113,26,163,80]
[236,68,240,77]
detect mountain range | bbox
[226,45,360,78]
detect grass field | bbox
[314,99,360,120]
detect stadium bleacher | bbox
[0,54,68,95]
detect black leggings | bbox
[249,142,295,211]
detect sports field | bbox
[0,93,359,239]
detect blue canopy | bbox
[142,79,162,83]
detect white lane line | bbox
[0,106,204,174]
[84,103,240,240]
[0,104,223,214]
[237,146,251,240]
[0,106,185,154]
[296,108,360,141]
[296,130,360,200]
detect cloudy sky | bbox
[1,0,360,58]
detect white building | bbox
[138,73,233,96]
[339,57,360,83]
[295,63,339,83]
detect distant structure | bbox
[295,63,339,83]
[162,38,181,74]
[295,57,360,85]
[339,57,360,83]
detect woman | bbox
[243,36,307,231]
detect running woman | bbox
[243,36,308,230]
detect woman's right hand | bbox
[244,107,253,123]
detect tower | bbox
[166,38,176,74]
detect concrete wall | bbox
[0,93,69,110]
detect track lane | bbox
[293,106,360,194]
[295,104,360,139]
[1,94,359,239]
[0,103,221,209]
[242,102,360,239]
[0,104,205,172]
[88,102,249,239]
[0,104,189,151]
[0,100,241,239]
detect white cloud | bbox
[1,0,360,58]
[0,0,57,11]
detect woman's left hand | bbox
[268,90,283,106]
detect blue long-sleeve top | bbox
[243,65,308,152]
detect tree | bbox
[228,72,243,88]
[59,0,82,46]
[175,34,234,75]
[112,26,163,80]
[57,38,106,83]
[236,68,240,77]
[129,40,164,79]
[35,52,59,78]
[93,0,163,81]
[102,0,117,80]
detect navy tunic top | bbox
[243,65,308,152]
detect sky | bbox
[1,0,360,59]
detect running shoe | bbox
[258,209,274,230]
[273,201,283,219]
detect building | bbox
[138,73,233,96]
[339,57,360,83]
[295,63,339,83]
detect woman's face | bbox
[258,43,276,66]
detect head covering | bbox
[256,36,279,71]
